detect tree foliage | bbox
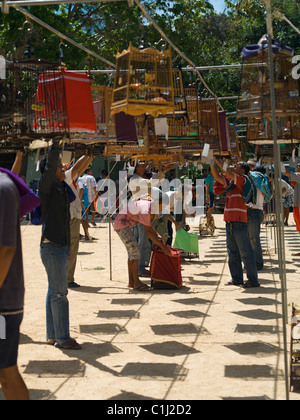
[0,0,299,110]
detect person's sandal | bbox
[133,284,151,292]
[55,339,82,350]
[242,281,260,289]
[225,280,243,286]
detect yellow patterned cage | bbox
[111,43,175,118]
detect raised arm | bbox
[71,153,94,180]
[11,151,23,175]
[38,139,60,193]
[210,161,226,186]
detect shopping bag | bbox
[150,246,182,289]
[173,228,199,255]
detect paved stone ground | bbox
[1,214,300,400]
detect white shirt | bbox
[65,169,82,220]
[81,174,97,203]
[248,189,264,211]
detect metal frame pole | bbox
[264,0,289,401]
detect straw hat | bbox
[247,158,257,167]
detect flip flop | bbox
[133,284,151,292]
[242,281,260,289]
[55,339,82,350]
[225,280,243,286]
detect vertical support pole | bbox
[264,0,289,401]
[108,155,113,281]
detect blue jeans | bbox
[248,209,264,270]
[133,224,151,275]
[40,242,71,345]
[226,222,259,285]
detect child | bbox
[114,194,172,291]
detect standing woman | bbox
[39,139,81,350]
[114,193,172,291]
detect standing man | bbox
[248,166,270,271]
[39,138,81,350]
[211,160,260,288]
[205,168,215,220]
[64,152,94,289]
[0,169,29,400]
[81,167,97,226]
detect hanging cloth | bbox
[37,71,96,133]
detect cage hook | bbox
[154,38,167,52]
[22,17,33,33]
[22,18,34,60]
[138,14,148,50]
[59,38,67,66]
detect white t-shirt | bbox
[65,169,82,220]
[81,174,97,202]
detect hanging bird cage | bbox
[236,37,300,145]
[91,85,116,141]
[227,122,241,158]
[0,59,69,142]
[155,90,222,155]
[111,43,175,118]
[246,115,300,145]
[198,98,221,150]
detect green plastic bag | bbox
[173,229,199,255]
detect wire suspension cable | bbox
[14,6,116,69]
[273,10,300,36]
[133,0,224,110]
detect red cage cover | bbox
[37,71,96,133]
[150,246,182,289]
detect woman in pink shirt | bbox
[114,197,172,291]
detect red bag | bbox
[150,246,182,289]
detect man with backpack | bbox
[211,160,260,288]
[248,166,271,271]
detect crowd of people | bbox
[1,141,300,400]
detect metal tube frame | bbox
[264,0,289,401]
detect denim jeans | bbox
[133,223,151,275]
[226,222,259,285]
[247,209,264,270]
[40,242,71,345]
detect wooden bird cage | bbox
[0,59,69,142]
[198,98,222,150]
[237,38,299,119]
[258,143,295,159]
[227,122,241,158]
[236,38,300,145]
[245,115,300,145]
[111,43,175,118]
[91,85,116,141]
[156,90,222,155]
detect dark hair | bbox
[253,165,267,175]
[237,161,250,176]
[39,157,47,174]
[85,167,92,174]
